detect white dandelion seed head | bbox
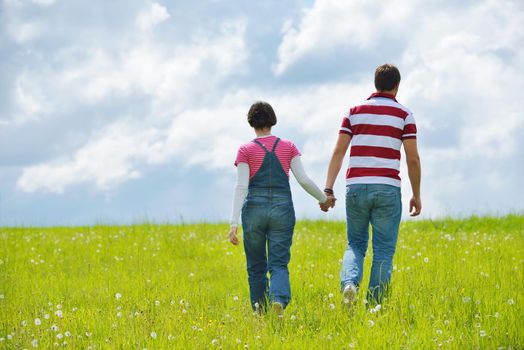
[155,300,160,306]
[507,299,515,305]
[462,297,471,303]
[436,329,443,334]
[480,330,486,337]
[211,339,219,346]
[85,332,92,337]
[0,294,4,299]
[31,339,38,347]
[233,296,239,301]
[329,303,335,309]
[56,304,62,309]
[368,320,375,327]
[51,324,59,331]
[328,293,334,298]
[116,312,121,318]
[34,318,41,326]
[56,333,63,339]
[115,293,122,300]
[182,309,187,314]
[290,315,297,320]
[21,320,27,326]
[168,335,174,341]
[44,314,50,319]
[55,310,63,318]
[150,331,157,339]
[424,257,429,263]
[64,331,71,337]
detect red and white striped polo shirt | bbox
[339,92,417,187]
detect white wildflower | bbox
[115,293,122,300]
[150,331,157,339]
[34,318,41,326]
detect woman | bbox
[229,101,335,315]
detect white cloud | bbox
[136,2,170,32]
[274,0,417,75]
[16,121,156,193]
[16,19,248,193]
[32,0,56,6]
[6,19,44,43]
[13,73,51,124]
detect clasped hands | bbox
[319,193,336,212]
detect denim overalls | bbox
[241,138,296,311]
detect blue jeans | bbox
[340,184,402,303]
[241,191,295,310]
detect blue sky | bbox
[1,0,523,226]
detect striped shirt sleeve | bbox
[339,110,352,135]
[402,112,417,140]
[234,146,248,167]
[289,141,301,159]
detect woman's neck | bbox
[255,128,272,137]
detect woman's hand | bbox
[319,195,337,212]
[229,226,239,245]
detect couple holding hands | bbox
[228,64,422,315]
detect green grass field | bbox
[1,215,523,349]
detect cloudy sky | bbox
[1,0,523,226]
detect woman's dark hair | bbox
[374,63,401,92]
[247,101,277,129]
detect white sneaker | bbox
[272,302,284,317]
[342,284,357,305]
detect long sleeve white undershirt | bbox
[229,155,327,227]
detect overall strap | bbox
[270,138,281,153]
[253,139,269,153]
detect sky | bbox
[0,0,523,226]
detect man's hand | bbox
[319,195,336,212]
[229,226,239,245]
[409,196,422,216]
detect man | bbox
[321,63,421,305]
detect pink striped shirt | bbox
[339,92,417,187]
[234,136,301,179]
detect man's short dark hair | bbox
[247,101,277,129]
[374,64,401,92]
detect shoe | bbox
[342,284,357,305]
[272,301,284,317]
